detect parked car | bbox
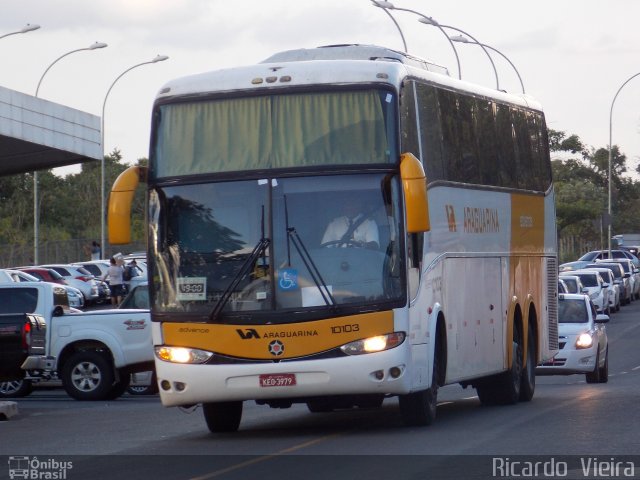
[570,269,610,314]
[39,264,99,305]
[558,279,568,293]
[558,274,587,295]
[2,269,84,308]
[559,261,591,272]
[72,261,112,303]
[119,282,149,310]
[76,259,146,296]
[578,249,640,268]
[536,293,609,383]
[592,261,630,305]
[581,266,620,313]
[611,258,640,301]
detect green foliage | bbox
[551,129,640,255]
[0,150,147,261]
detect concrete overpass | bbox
[0,85,100,176]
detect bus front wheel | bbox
[203,401,243,433]
[399,331,442,426]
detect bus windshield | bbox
[152,88,397,178]
[149,172,404,321]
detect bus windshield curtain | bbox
[155,90,390,177]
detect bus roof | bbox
[155,44,542,111]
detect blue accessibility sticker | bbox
[278,269,298,291]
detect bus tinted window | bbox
[409,81,551,192]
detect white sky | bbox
[2,0,640,176]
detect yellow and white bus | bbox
[109,44,558,432]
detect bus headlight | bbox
[575,333,594,349]
[340,332,405,355]
[155,346,213,364]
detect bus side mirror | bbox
[400,152,430,233]
[108,166,147,245]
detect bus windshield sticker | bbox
[177,277,207,301]
[301,285,333,307]
[278,269,298,291]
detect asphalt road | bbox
[1,300,640,480]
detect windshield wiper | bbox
[209,206,270,322]
[284,195,336,307]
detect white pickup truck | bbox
[0,281,153,400]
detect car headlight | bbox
[340,332,405,355]
[575,333,594,349]
[155,346,213,364]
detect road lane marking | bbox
[188,432,343,480]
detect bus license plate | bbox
[259,373,297,387]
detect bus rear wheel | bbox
[519,324,536,402]
[477,326,523,405]
[203,401,243,433]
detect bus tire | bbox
[106,373,131,400]
[203,401,243,432]
[477,325,523,405]
[61,351,115,401]
[307,399,334,413]
[519,324,536,402]
[399,330,441,426]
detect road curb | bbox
[0,401,18,420]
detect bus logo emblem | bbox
[236,329,260,340]
[445,204,457,232]
[268,340,284,356]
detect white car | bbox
[536,293,609,383]
[40,264,99,304]
[581,266,620,313]
[558,274,587,295]
[570,269,610,315]
[594,261,631,305]
[612,259,640,301]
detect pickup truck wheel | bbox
[0,379,33,398]
[62,351,115,401]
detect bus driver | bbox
[321,199,379,249]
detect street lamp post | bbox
[371,0,461,80]
[450,34,525,94]
[419,18,499,90]
[100,55,169,257]
[33,41,108,264]
[0,23,40,40]
[370,0,407,52]
[607,72,640,255]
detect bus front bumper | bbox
[155,346,413,407]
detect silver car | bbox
[39,264,99,305]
